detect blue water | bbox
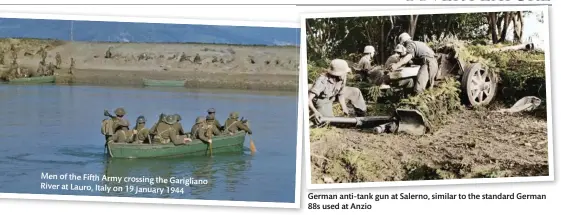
[0,17,300,46]
[0,84,298,203]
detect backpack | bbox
[101,118,114,136]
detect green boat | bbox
[7,75,56,84]
[106,132,246,158]
[142,78,186,87]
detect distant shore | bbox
[0,38,300,91]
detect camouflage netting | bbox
[308,37,546,120]
[397,77,462,130]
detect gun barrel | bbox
[319,116,393,127]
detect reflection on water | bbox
[100,155,251,199]
[0,84,297,203]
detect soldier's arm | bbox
[308,77,326,116]
[139,129,150,142]
[149,123,158,134]
[197,128,211,143]
[212,126,221,135]
[215,120,223,130]
[178,123,185,135]
[395,44,415,68]
[237,122,252,134]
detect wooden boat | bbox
[106,132,246,158]
[7,75,56,84]
[142,78,186,87]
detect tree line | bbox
[306,11,542,65]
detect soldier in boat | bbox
[102,108,133,143]
[133,116,151,144]
[223,112,252,135]
[111,118,134,143]
[152,115,191,145]
[191,116,220,145]
[172,114,186,136]
[206,108,223,131]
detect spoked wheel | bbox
[460,62,498,107]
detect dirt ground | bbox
[1,39,299,91]
[310,109,549,184]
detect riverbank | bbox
[0,38,299,91]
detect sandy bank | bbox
[1,39,300,91]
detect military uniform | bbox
[111,118,134,143]
[309,59,367,117]
[172,114,186,135]
[152,115,187,145]
[106,108,132,143]
[133,116,150,144]
[192,117,220,144]
[206,108,222,130]
[356,54,372,82]
[403,40,438,93]
[224,112,253,134]
[386,44,415,89]
[55,52,62,68]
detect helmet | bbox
[114,108,126,116]
[173,114,182,121]
[136,115,146,124]
[196,116,205,124]
[398,32,412,44]
[394,44,406,54]
[163,115,176,125]
[207,108,216,113]
[229,112,239,118]
[364,45,375,54]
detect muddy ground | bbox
[310,109,549,184]
[1,39,299,91]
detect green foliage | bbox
[397,78,462,128]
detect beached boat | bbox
[106,132,246,158]
[142,78,186,87]
[7,75,56,84]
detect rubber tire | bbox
[460,62,497,107]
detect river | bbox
[0,84,298,203]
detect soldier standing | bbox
[69,57,75,74]
[55,52,62,69]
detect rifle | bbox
[103,109,116,118]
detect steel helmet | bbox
[394,44,407,54]
[398,32,412,44]
[229,112,239,119]
[364,45,375,54]
[173,114,182,121]
[196,116,205,124]
[136,115,146,124]
[164,115,176,125]
[114,107,126,116]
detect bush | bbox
[397,78,462,129]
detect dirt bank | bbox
[310,109,549,184]
[1,38,299,91]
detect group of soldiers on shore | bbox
[1,44,75,81]
[102,107,253,145]
[308,32,438,118]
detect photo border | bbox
[300,5,554,190]
[0,11,303,209]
